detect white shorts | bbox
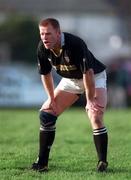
[56,70,107,94]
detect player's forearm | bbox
[83,69,95,101]
[41,73,55,100]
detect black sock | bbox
[38,130,55,166]
[93,127,108,162]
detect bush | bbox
[0,15,40,63]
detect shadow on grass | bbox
[49,163,131,175]
[1,163,131,177]
[107,168,131,174]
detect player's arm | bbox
[40,73,57,113]
[83,69,95,101]
[83,69,98,112]
[79,40,98,111]
[37,42,57,111]
[41,72,55,101]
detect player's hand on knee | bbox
[40,99,57,115]
[85,98,104,113]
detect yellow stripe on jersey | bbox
[53,64,77,71]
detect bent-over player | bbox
[31,18,108,172]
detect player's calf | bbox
[31,111,57,172]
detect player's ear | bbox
[56,29,61,37]
[57,27,61,34]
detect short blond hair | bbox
[39,18,60,30]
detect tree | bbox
[0,15,40,63]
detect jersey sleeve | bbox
[79,39,107,74]
[79,40,94,74]
[37,41,52,75]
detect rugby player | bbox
[31,18,108,172]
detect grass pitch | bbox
[0,108,131,180]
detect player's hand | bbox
[85,98,104,113]
[40,99,57,115]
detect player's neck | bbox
[51,40,62,57]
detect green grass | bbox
[0,108,131,180]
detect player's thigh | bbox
[42,89,79,115]
[54,89,79,115]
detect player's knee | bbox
[88,110,103,125]
[39,111,57,131]
[92,117,102,126]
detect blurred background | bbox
[0,0,131,108]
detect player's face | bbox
[39,24,61,49]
